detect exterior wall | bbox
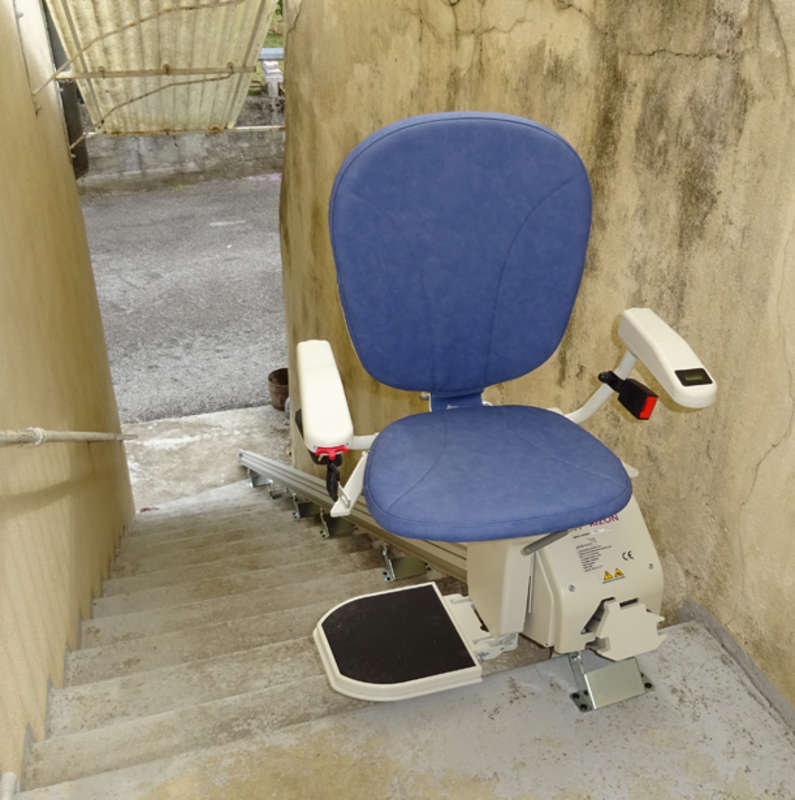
[280,0,794,703]
[0,2,134,777]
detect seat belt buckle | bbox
[599,372,658,420]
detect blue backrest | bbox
[329,112,592,396]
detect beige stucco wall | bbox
[281,0,794,704]
[0,2,134,777]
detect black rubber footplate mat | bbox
[320,584,476,684]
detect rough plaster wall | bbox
[0,2,134,776]
[280,0,794,704]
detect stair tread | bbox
[121,507,303,552]
[127,484,279,530]
[71,577,471,685]
[68,600,339,685]
[25,675,364,790]
[93,549,382,617]
[128,501,280,538]
[20,709,355,799]
[28,637,546,794]
[111,524,325,577]
[81,566,403,647]
[102,534,368,595]
[48,636,322,737]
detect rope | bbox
[0,428,136,448]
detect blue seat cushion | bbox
[364,406,632,542]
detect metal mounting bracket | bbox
[568,651,653,712]
[319,509,355,539]
[380,544,429,582]
[245,469,286,499]
[291,492,320,520]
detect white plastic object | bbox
[296,340,354,453]
[467,537,535,635]
[618,308,717,408]
[524,494,664,657]
[591,599,665,661]
[330,451,368,516]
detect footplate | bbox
[314,583,482,701]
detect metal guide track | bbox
[238,449,467,581]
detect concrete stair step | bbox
[81,566,403,647]
[115,515,328,566]
[102,534,368,596]
[128,480,281,519]
[67,599,339,685]
[92,549,382,617]
[122,505,300,552]
[111,523,324,577]
[18,715,343,799]
[128,495,282,536]
[24,675,364,790]
[47,636,322,737]
[28,636,546,794]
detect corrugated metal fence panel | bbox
[45,0,276,133]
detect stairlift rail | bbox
[238,448,468,580]
[0,428,134,447]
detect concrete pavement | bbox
[83,173,286,423]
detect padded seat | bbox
[364,405,631,542]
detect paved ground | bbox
[83,173,286,422]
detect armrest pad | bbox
[618,308,717,408]
[296,340,354,452]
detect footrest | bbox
[314,582,482,701]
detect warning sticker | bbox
[603,567,626,583]
[603,570,613,581]
[614,567,624,578]
[574,533,615,574]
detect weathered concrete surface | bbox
[20,622,795,799]
[79,126,284,193]
[23,485,546,793]
[122,406,290,509]
[280,0,795,703]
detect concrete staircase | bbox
[19,483,545,798]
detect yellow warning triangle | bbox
[603,571,613,581]
[615,568,624,578]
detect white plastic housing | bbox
[591,599,664,661]
[296,340,354,453]
[467,537,535,635]
[618,308,717,408]
[524,494,665,659]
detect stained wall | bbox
[0,1,134,777]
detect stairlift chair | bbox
[296,112,716,710]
